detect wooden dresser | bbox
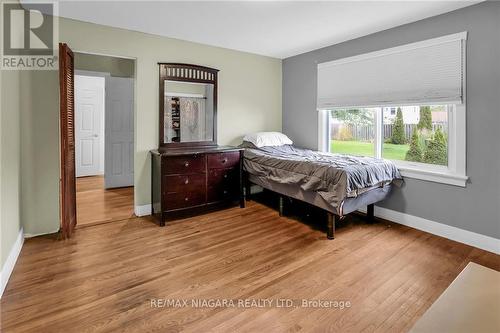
[151,146,244,226]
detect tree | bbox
[418,106,433,130]
[391,108,406,144]
[405,130,423,162]
[330,109,373,126]
[423,127,447,165]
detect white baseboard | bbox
[361,206,500,255]
[24,227,60,238]
[135,204,152,217]
[0,228,24,298]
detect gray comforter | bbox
[241,143,402,211]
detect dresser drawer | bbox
[165,190,206,210]
[164,154,206,175]
[208,168,238,186]
[207,152,240,169]
[164,174,205,193]
[207,185,237,203]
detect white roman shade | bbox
[317,32,467,109]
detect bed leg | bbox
[278,195,285,217]
[239,158,245,208]
[367,204,375,224]
[327,213,335,240]
[245,175,252,202]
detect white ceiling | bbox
[34,1,480,59]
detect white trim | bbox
[374,109,383,158]
[450,104,467,178]
[398,166,468,187]
[135,204,152,217]
[318,31,467,69]
[317,110,329,152]
[360,206,499,255]
[0,228,24,298]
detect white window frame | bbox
[319,104,468,187]
[318,32,468,187]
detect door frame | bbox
[59,49,138,235]
[71,51,137,205]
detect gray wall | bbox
[283,1,500,239]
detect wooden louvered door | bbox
[59,43,77,238]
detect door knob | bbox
[92,134,98,138]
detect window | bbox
[329,108,376,157]
[382,105,448,166]
[321,104,465,186]
[317,32,468,186]
[328,105,449,166]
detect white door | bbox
[105,77,134,189]
[75,75,105,177]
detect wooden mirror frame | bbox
[159,63,219,149]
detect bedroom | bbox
[0,0,499,332]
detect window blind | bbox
[317,32,467,109]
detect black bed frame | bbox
[243,175,375,240]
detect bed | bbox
[240,136,403,239]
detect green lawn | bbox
[330,140,409,161]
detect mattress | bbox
[241,143,402,214]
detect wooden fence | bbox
[331,123,446,142]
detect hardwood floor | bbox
[76,175,134,227]
[1,199,499,332]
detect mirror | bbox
[164,81,214,143]
[159,63,218,148]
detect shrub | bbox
[405,130,423,162]
[423,127,447,165]
[337,126,353,141]
[391,108,406,144]
[418,106,433,130]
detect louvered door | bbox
[59,43,77,238]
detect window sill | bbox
[397,165,468,187]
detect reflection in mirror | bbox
[164,81,214,144]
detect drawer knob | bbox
[223,190,228,195]
[184,161,190,167]
[184,178,189,185]
[223,174,228,179]
[184,197,189,201]
[222,158,228,163]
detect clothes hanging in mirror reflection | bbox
[180,97,206,142]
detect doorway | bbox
[73,53,135,227]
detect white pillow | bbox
[243,132,293,148]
